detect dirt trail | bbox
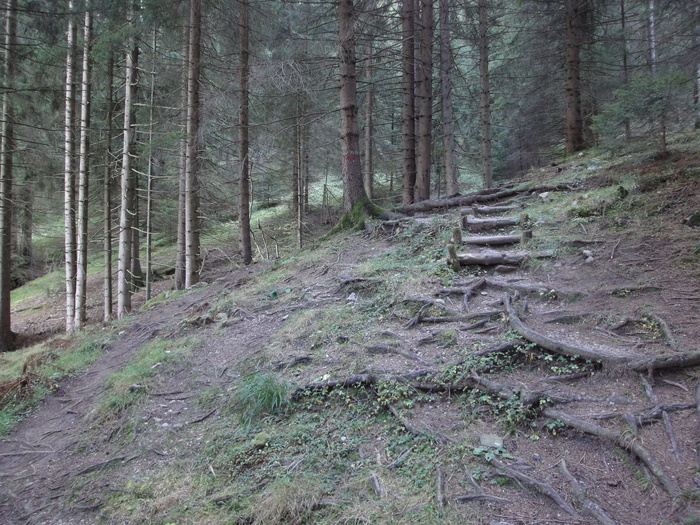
[0,273,248,523]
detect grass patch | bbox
[95,336,197,418]
[0,331,112,435]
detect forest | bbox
[0,0,697,348]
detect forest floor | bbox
[1,138,700,524]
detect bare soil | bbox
[1,154,700,524]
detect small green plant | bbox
[236,372,290,421]
[472,445,513,462]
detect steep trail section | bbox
[0,272,252,524]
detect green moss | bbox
[326,196,384,235]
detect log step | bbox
[447,246,554,269]
[462,230,532,246]
[461,214,530,232]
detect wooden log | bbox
[394,182,574,215]
[472,204,522,216]
[463,230,532,246]
[451,248,553,267]
[461,214,521,231]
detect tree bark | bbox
[478,0,492,187]
[75,2,92,330]
[415,0,433,202]
[439,0,458,197]
[0,0,17,350]
[64,0,78,331]
[364,38,374,201]
[401,0,416,205]
[239,0,252,264]
[174,11,189,290]
[145,27,157,301]
[565,0,584,153]
[185,0,202,287]
[339,0,367,212]
[117,3,138,318]
[103,54,114,322]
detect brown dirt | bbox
[1,160,700,524]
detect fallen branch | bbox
[461,214,522,232]
[543,408,680,497]
[488,457,582,519]
[369,472,383,498]
[559,460,617,525]
[454,469,514,505]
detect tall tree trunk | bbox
[363,38,374,201]
[647,0,657,74]
[18,183,32,262]
[565,0,584,153]
[145,27,157,300]
[621,0,631,140]
[295,94,303,249]
[439,0,458,196]
[695,5,700,130]
[478,0,492,188]
[117,3,138,318]
[0,0,17,351]
[401,0,416,205]
[75,2,92,330]
[174,13,189,290]
[339,0,366,212]
[103,54,114,322]
[130,178,143,289]
[185,0,201,288]
[64,0,78,331]
[415,0,433,202]
[239,0,252,264]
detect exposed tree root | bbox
[643,311,681,351]
[454,470,513,505]
[559,459,617,525]
[543,408,680,498]
[291,370,439,400]
[640,375,681,461]
[409,310,503,327]
[504,294,628,364]
[505,294,700,373]
[388,404,454,443]
[488,457,582,520]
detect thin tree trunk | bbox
[478,0,492,188]
[693,5,699,130]
[103,54,114,322]
[339,0,366,212]
[401,0,416,205]
[64,0,78,331]
[364,38,374,201]
[565,0,584,153]
[415,0,433,202]
[185,0,201,288]
[130,177,143,289]
[75,2,92,330]
[145,27,157,300]
[239,0,252,264]
[117,4,138,318]
[439,0,458,196]
[0,0,17,351]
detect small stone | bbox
[480,434,504,448]
[347,293,357,302]
[582,249,593,257]
[585,256,594,263]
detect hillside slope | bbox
[1,140,700,524]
